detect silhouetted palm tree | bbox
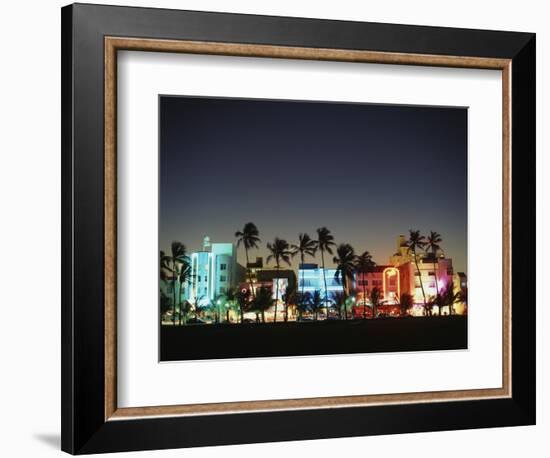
[370,287,381,318]
[192,296,206,320]
[295,291,310,321]
[282,284,296,322]
[225,288,237,323]
[160,291,171,324]
[235,222,261,297]
[161,242,189,325]
[397,292,414,317]
[180,300,192,324]
[331,291,346,320]
[333,243,358,302]
[309,290,324,320]
[406,230,427,308]
[459,287,468,306]
[291,233,318,300]
[356,251,376,319]
[316,227,336,309]
[235,288,250,324]
[266,238,292,322]
[178,261,194,324]
[425,296,436,317]
[426,231,443,304]
[251,286,274,323]
[440,281,461,316]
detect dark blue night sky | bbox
[160,96,467,273]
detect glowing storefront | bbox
[298,263,344,304]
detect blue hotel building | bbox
[297,263,344,304]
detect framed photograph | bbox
[61,3,535,454]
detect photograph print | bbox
[159,95,468,361]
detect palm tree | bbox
[425,296,437,317]
[406,230,427,308]
[180,300,192,324]
[331,291,346,320]
[291,233,318,300]
[397,292,414,317]
[251,286,274,323]
[295,291,310,321]
[282,284,296,322]
[440,281,461,316]
[426,231,443,304]
[309,290,324,320]
[370,287,381,318]
[266,237,292,322]
[160,242,189,325]
[333,244,358,317]
[178,261,194,325]
[235,288,250,324]
[316,227,336,309]
[160,291,171,324]
[235,223,261,297]
[356,251,376,319]
[225,288,237,323]
[192,296,206,320]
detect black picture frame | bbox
[61,3,535,454]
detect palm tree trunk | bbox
[245,248,254,298]
[433,259,440,316]
[298,253,306,322]
[178,284,183,326]
[178,284,182,325]
[300,253,305,303]
[273,264,279,322]
[321,250,328,311]
[343,276,348,320]
[414,253,427,313]
[363,275,367,320]
[172,261,177,326]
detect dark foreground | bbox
[160,316,467,361]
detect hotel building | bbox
[353,235,467,315]
[240,257,296,303]
[297,263,344,304]
[389,234,458,303]
[184,236,246,306]
[354,265,400,304]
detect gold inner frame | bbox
[104,37,512,421]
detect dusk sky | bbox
[159,96,467,273]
